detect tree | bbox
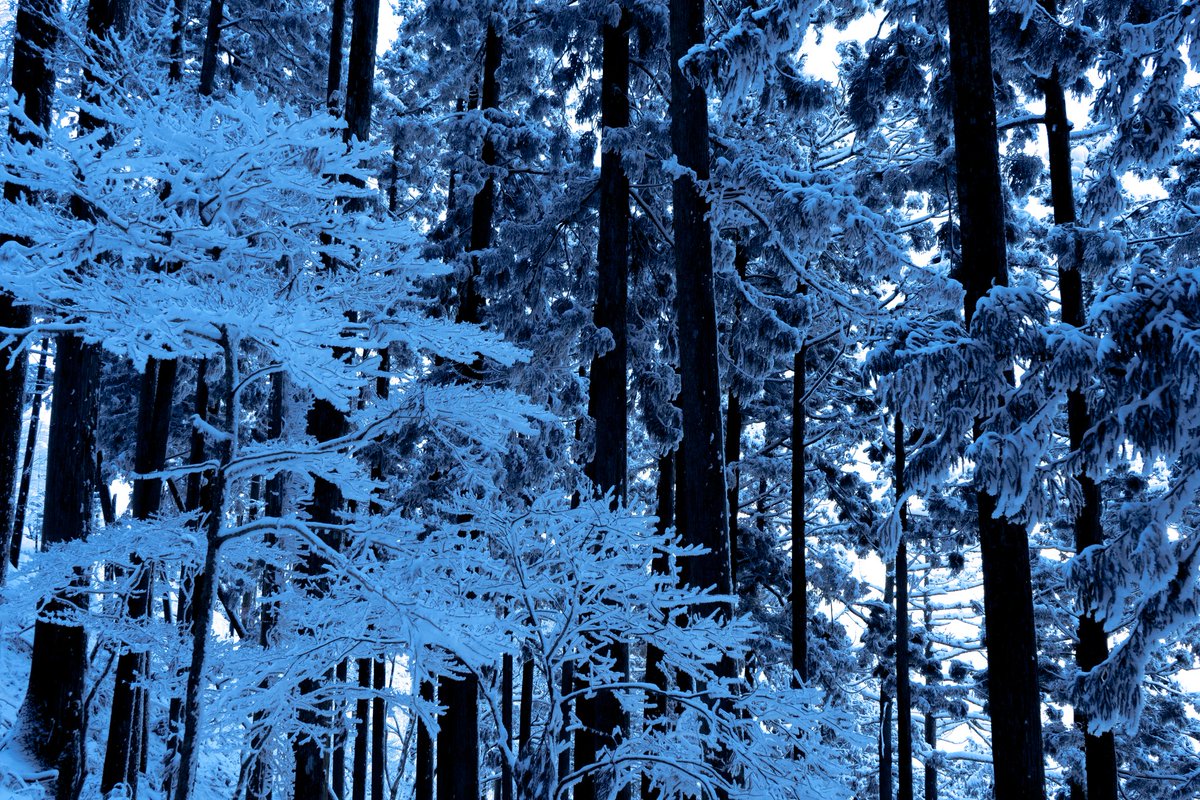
[945,0,1046,797]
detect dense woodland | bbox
[0,0,1198,798]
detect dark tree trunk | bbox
[456,23,502,326]
[437,24,501,800]
[173,344,235,800]
[576,13,631,800]
[334,661,348,799]
[165,361,210,798]
[168,0,186,81]
[18,334,99,800]
[415,679,434,800]
[879,572,893,800]
[946,1,1045,797]
[518,657,534,754]
[1040,43,1119,800]
[894,417,913,800]
[923,596,938,800]
[197,0,222,95]
[725,391,741,589]
[1,0,60,586]
[501,654,514,800]
[10,339,48,569]
[355,659,371,800]
[17,0,126,781]
[326,0,347,111]
[342,0,379,143]
[670,0,731,617]
[247,371,284,800]
[104,357,178,798]
[791,348,807,684]
[372,659,386,800]
[642,453,672,800]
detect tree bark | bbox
[1,0,60,587]
[372,659,386,800]
[326,0,347,111]
[791,348,807,684]
[9,339,48,569]
[18,334,98,800]
[670,0,732,622]
[1039,42,1119,800]
[355,658,371,800]
[103,357,178,798]
[415,678,434,800]
[197,0,223,95]
[576,14,632,800]
[945,1,1046,797]
[642,453,673,800]
[894,417,913,800]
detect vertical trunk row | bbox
[641,452,673,800]
[439,22,502,800]
[669,0,731,610]
[879,572,894,800]
[922,596,938,800]
[576,12,632,800]
[791,348,807,684]
[0,0,61,587]
[945,1,1045,798]
[1038,8,1119,795]
[894,416,912,800]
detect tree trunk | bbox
[642,453,673,800]
[456,22,502,326]
[10,339,48,569]
[355,659,371,800]
[945,1,1045,797]
[879,572,893,800]
[923,595,937,800]
[576,13,631,800]
[1,0,61,587]
[326,0,347,111]
[173,342,235,800]
[372,659,386,800]
[791,348,807,684]
[416,679,434,800]
[103,357,178,798]
[1036,7,1119,796]
[17,334,98,800]
[670,0,731,620]
[894,417,913,800]
[197,0,223,95]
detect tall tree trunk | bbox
[415,678,434,800]
[326,0,347,111]
[10,339,48,569]
[879,573,893,800]
[372,659,386,800]
[438,24,502,800]
[247,372,284,800]
[894,417,913,800]
[197,0,223,95]
[642,453,673,800]
[455,23,502,326]
[0,0,60,587]
[168,0,186,81]
[17,337,98,800]
[173,341,236,800]
[17,0,126,789]
[945,1,1045,797]
[576,13,631,800]
[670,0,732,618]
[791,348,807,684]
[1037,6,1119,796]
[355,659,371,800]
[103,357,178,798]
[922,595,937,800]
